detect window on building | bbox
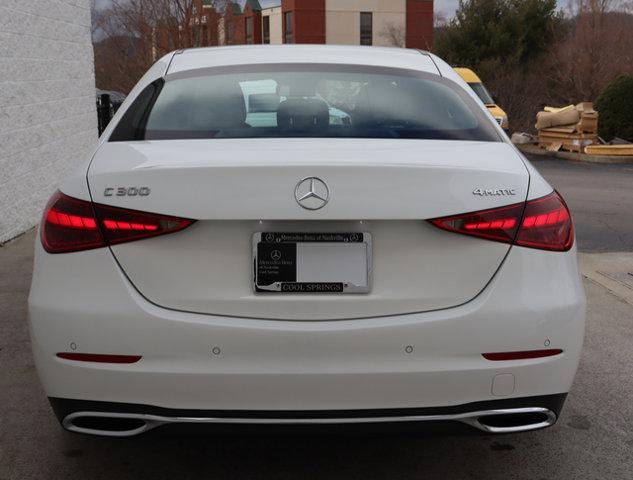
[284,12,294,44]
[262,16,270,44]
[360,12,372,46]
[245,17,253,44]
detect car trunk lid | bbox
[87,138,528,320]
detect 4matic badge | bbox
[473,188,516,196]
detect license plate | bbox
[253,232,372,293]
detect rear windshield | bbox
[111,64,500,142]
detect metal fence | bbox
[96,91,125,135]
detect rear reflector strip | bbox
[56,353,142,364]
[482,349,563,361]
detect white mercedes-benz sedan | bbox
[28,45,585,437]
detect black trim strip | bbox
[49,394,567,424]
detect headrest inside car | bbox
[277,98,329,132]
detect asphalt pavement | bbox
[1,157,632,479]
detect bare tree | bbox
[93,0,227,92]
[379,21,406,48]
[484,0,633,133]
[90,0,101,39]
[551,0,633,102]
[434,11,448,28]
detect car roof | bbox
[167,45,440,75]
[453,67,482,83]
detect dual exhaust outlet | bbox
[63,407,557,437]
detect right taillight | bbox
[430,191,573,252]
[41,191,194,253]
[514,191,573,251]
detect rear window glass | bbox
[111,64,500,142]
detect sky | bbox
[433,0,462,18]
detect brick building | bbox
[186,0,433,50]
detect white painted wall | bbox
[325,0,406,47]
[218,17,226,45]
[0,0,97,243]
[262,6,283,45]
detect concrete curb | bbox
[516,143,633,165]
[0,227,34,248]
[579,252,633,306]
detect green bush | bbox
[595,75,633,142]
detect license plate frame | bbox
[253,232,372,294]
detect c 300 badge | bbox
[104,187,151,197]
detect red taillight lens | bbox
[430,191,573,252]
[41,191,194,253]
[515,192,573,251]
[430,202,524,244]
[41,192,105,253]
[93,202,193,246]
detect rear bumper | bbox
[51,394,566,437]
[29,239,585,421]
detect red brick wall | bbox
[406,0,434,50]
[177,0,221,48]
[224,4,246,45]
[282,0,325,44]
[202,8,221,46]
[243,4,263,44]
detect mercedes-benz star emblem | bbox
[295,177,329,210]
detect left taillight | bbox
[41,192,105,253]
[41,191,194,253]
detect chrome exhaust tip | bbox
[458,407,557,434]
[63,406,557,437]
[63,412,156,437]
